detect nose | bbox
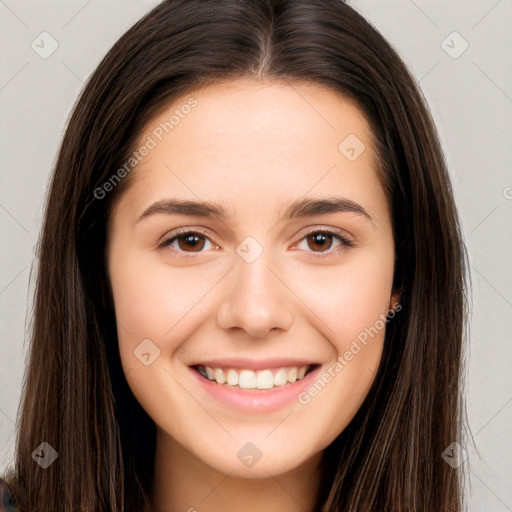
[216,249,294,338]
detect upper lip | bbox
[190,358,319,370]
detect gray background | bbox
[1,0,511,509]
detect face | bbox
[106,78,398,479]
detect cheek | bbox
[109,251,214,343]
[108,249,230,394]
[107,253,196,414]
[291,253,394,440]
[294,248,395,349]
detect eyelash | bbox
[158,227,355,260]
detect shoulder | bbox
[0,477,22,512]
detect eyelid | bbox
[291,226,355,259]
[158,225,355,258]
[156,226,215,247]
[293,225,354,244]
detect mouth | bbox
[191,363,320,391]
[189,361,323,413]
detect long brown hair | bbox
[4,0,469,510]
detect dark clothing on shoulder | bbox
[0,478,21,512]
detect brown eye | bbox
[160,230,215,255]
[306,232,335,252]
[296,229,354,258]
[176,233,206,252]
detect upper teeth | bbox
[198,365,310,389]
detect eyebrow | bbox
[137,197,374,225]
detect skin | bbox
[106,78,399,512]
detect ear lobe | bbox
[389,289,402,311]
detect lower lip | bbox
[190,365,322,413]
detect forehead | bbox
[141,78,374,159]
[117,78,384,224]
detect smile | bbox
[189,362,322,413]
[194,364,314,390]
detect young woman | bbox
[1,0,469,510]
